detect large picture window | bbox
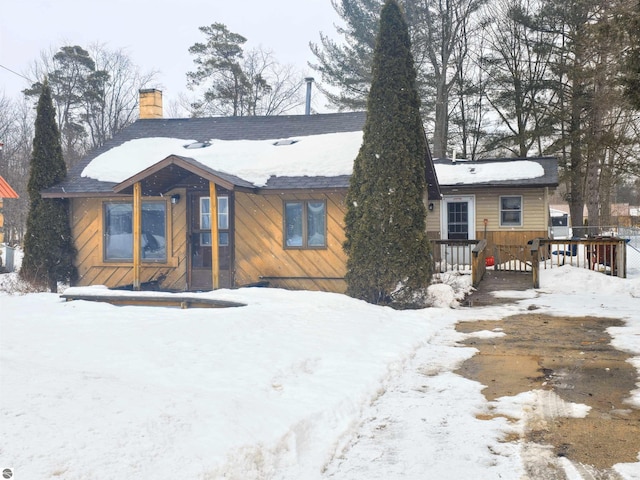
[104,201,167,261]
[500,196,523,227]
[284,200,326,248]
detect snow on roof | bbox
[435,160,544,185]
[81,132,364,187]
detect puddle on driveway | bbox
[456,314,640,473]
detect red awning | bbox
[0,176,18,198]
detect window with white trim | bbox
[284,200,326,248]
[500,195,523,226]
[199,196,230,246]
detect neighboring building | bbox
[42,89,440,293]
[0,175,19,244]
[427,157,559,252]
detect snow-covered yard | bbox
[1,248,640,479]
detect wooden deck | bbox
[60,291,246,309]
[464,270,533,307]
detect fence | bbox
[530,237,628,287]
[430,239,486,287]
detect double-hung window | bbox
[199,196,229,247]
[284,200,326,248]
[500,196,523,227]
[104,201,167,261]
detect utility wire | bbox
[0,64,32,82]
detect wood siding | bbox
[0,199,3,243]
[234,191,347,293]
[427,187,550,248]
[70,189,188,290]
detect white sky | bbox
[1,0,342,112]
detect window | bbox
[500,196,522,226]
[200,196,229,246]
[104,201,167,261]
[284,200,326,248]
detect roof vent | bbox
[273,139,299,146]
[183,141,211,149]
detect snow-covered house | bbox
[426,157,559,249]
[42,89,440,292]
[43,89,558,292]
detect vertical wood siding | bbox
[70,189,188,290]
[234,191,347,293]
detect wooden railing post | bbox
[471,239,487,287]
[617,239,627,278]
[530,238,540,288]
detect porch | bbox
[430,237,629,291]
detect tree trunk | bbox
[432,80,449,158]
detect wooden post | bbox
[209,182,219,289]
[530,238,540,289]
[133,182,142,290]
[617,239,627,279]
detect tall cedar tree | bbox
[21,81,76,292]
[344,0,432,307]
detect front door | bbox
[441,195,476,265]
[189,192,232,290]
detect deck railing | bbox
[534,238,627,279]
[429,239,487,286]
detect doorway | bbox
[189,192,233,290]
[441,195,476,266]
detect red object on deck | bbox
[485,256,495,267]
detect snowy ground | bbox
[1,248,640,479]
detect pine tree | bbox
[20,80,76,292]
[344,0,432,308]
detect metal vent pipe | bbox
[304,77,314,115]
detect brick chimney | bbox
[139,88,163,119]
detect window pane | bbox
[502,211,521,224]
[218,196,229,229]
[219,232,229,246]
[200,232,212,246]
[105,203,133,260]
[142,202,166,260]
[447,202,469,240]
[285,202,303,246]
[500,196,522,226]
[501,196,521,210]
[105,202,167,261]
[307,201,326,246]
[200,197,211,229]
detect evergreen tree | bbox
[344,0,432,308]
[21,80,76,292]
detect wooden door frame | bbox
[186,189,235,291]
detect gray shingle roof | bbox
[43,112,368,196]
[434,157,558,189]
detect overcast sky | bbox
[1,0,343,113]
